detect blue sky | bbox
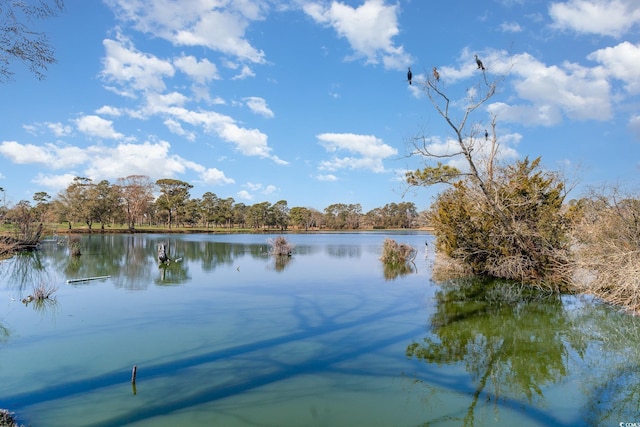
[1,0,639,212]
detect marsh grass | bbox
[570,188,640,312]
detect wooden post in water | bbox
[131,365,137,395]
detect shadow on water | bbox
[406,277,640,426]
[2,298,419,425]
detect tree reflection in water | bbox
[406,278,586,425]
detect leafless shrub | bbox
[268,236,293,256]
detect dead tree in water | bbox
[157,243,170,263]
[268,236,293,256]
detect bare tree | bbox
[0,0,64,82]
[118,175,154,231]
[406,60,571,286]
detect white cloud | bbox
[628,115,640,140]
[75,115,125,139]
[232,64,256,80]
[21,122,72,137]
[481,51,612,126]
[245,97,274,118]
[200,168,235,185]
[245,182,263,191]
[316,174,338,181]
[132,97,287,164]
[173,54,219,84]
[304,0,410,70]
[0,141,88,168]
[105,0,267,63]
[95,105,122,117]
[316,132,397,172]
[419,134,520,173]
[101,36,175,94]
[46,122,73,137]
[236,189,253,201]
[500,21,522,32]
[0,139,234,188]
[588,41,640,94]
[164,118,196,141]
[262,184,277,194]
[549,0,640,37]
[32,173,78,192]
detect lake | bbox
[0,232,639,426]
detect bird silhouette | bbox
[485,129,489,140]
[432,67,440,82]
[475,55,485,70]
[407,67,412,85]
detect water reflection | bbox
[382,260,416,280]
[407,281,586,425]
[3,252,53,293]
[406,278,640,425]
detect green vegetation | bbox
[0,176,424,244]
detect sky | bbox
[0,0,639,213]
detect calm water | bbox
[0,232,639,426]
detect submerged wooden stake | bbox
[131,365,137,383]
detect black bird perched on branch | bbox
[475,54,485,70]
[485,129,489,140]
[407,67,412,85]
[432,67,440,82]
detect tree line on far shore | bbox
[0,176,425,235]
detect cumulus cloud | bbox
[588,41,640,94]
[173,54,219,84]
[101,35,175,93]
[105,0,267,63]
[303,0,410,70]
[479,51,612,126]
[0,139,235,189]
[0,141,88,168]
[200,167,235,185]
[32,173,78,192]
[236,189,253,201]
[549,0,640,37]
[316,132,397,172]
[75,115,125,139]
[244,97,274,118]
